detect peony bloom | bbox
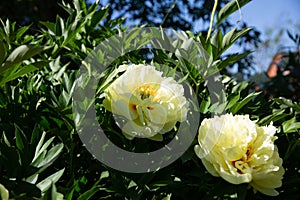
[103,64,188,140]
[0,183,9,200]
[194,114,284,196]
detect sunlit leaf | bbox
[217,0,250,27]
[282,118,300,133]
[37,168,65,193]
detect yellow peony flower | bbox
[194,113,284,196]
[103,64,188,140]
[0,183,9,200]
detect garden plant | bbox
[0,0,299,199]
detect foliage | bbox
[101,0,261,75]
[263,37,300,101]
[0,0,299,199]
[0,0,261,76]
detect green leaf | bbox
[77,187,100,200]
[274,97,300,111]
[217,52,251,70]
[16,25,30,40]
[30,124,42,146]
[200,97,210,114]
[0,64,36,85]
[162,194,172,200]
[0,41,6,65]
[231,92,260,114]
[222,28,236,49]
[127,180,137,189]
[31,151,47,168]
[282,118,300,133]
[151,180,173,187]
[77,171,109,200]
[212,102,227,114]
[26,173,39,184]
[40,21,56,35]
[32,132,52,163]
[37,168,65,193]
[90,6,109,28]
[43,182,64,200]
[221,28,251,55]
[259,109,289,126]
[36,143,64,168]
[210,29,223,49]
[74,0,87,14]
[55,16,64,36]
[0,45,49,85]
[216,0,250,27]
[226,93,240,110]
[15,125,25,151]
[231,28,252,43]
[3,44,49,69]
[3,132,11,147]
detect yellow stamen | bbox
[137,85,158,100]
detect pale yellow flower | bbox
[103,64,188,140]
[194,114,284,196]
[0,183,9,200]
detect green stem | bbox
[161,0,177,26]
[206,0,218,42]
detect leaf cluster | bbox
[0,0,299,199]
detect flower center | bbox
[231,148,252,174]
[137,85,158,100]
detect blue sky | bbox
[233,0,300,46]
[235,0,300,33]
[229,0,300,72]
